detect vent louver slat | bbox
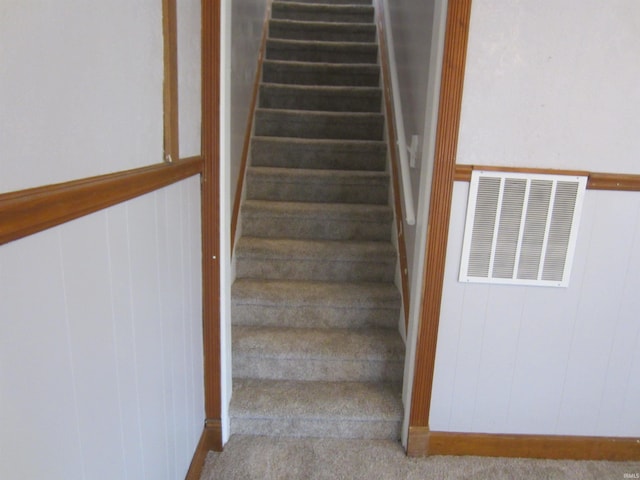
[460,171,587,287]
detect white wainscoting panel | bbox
[430,182,640,437]
[0,176,204,479]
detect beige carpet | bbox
[200,435,640,480]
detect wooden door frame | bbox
[406,0,472,456]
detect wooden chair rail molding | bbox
[455,164,640,191]
[0,157,203,246]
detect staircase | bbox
[230,0,404,440]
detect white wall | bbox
[0,1,164,192]
[0,1,205,478]
[229,0,269,213]
[457,0,640,174]
[383,0,437,285]
[219,0,269,444]
[178,0,203,158]
[430,183,640,437]
[0,178,205,479]
[429,0,640,438]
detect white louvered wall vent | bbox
[459,171,587,287]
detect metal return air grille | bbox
[459,171,587,287]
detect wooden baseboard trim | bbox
[185,420,223,480]
[0,157,203,246]
[408,427,640,461]
[455,164,640,192]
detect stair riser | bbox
[231,417,400,440]
[251,139,387,171]
[242,215,391,241]
[262,62,380,87]
[246,179,388,204]
[266,42,377,64]
[259,86,381,113]
[269,22,376,43]
[233,356,404,382]
[255,111,384,141]
[272,4,374,23]
[231,303,399,329]
[236,257,395,282]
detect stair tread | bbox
[256,107,383,118]
[263,59,379,69]
[243,200,392,220]
[231,378,402,421]
[253,135,385,146]
[273,1,374,9]
[233,325,404,361]
[268,38,377,49]
[232,278,400,307]
[260,82,381,94]
[247,165,388,180]
[235,236,396,260]
[269,18,376,29]
[277,0,373,4]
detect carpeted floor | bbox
[200,435,640,480]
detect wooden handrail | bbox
[0,157,203,246]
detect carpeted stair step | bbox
[231,279,400,329]
[262,60,380,86]
[255,109,384,140]
[233,326,404,382]
[259,83,381,113]
[271,2,374,23]
[235,237,396,282]
[251,137,387,171]
[246,166,389,204]
[277,0,373,5]
[269,19,376,43]
[241,200,392,241]
[230,378,402,439]
[267,39,377,64]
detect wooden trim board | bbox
[201,0,222,438]
[163,0,180,163]
[185,421,223,480]
[376,0,411,330]
[455,164,640,191]
[0,157,203,246]
[408,0,473,428]
[408,427,640,460]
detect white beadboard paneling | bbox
[0,230,84,480]
[447,283,490,431]
[186,176,204,453]
[431,184,640,437]
[0,179,204,478]
[557,193,640,436]
[127,192,171,479]
[471,286,527,432]
[59,213,126,479]
[429,185,468,430]
[106,203,147,479]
